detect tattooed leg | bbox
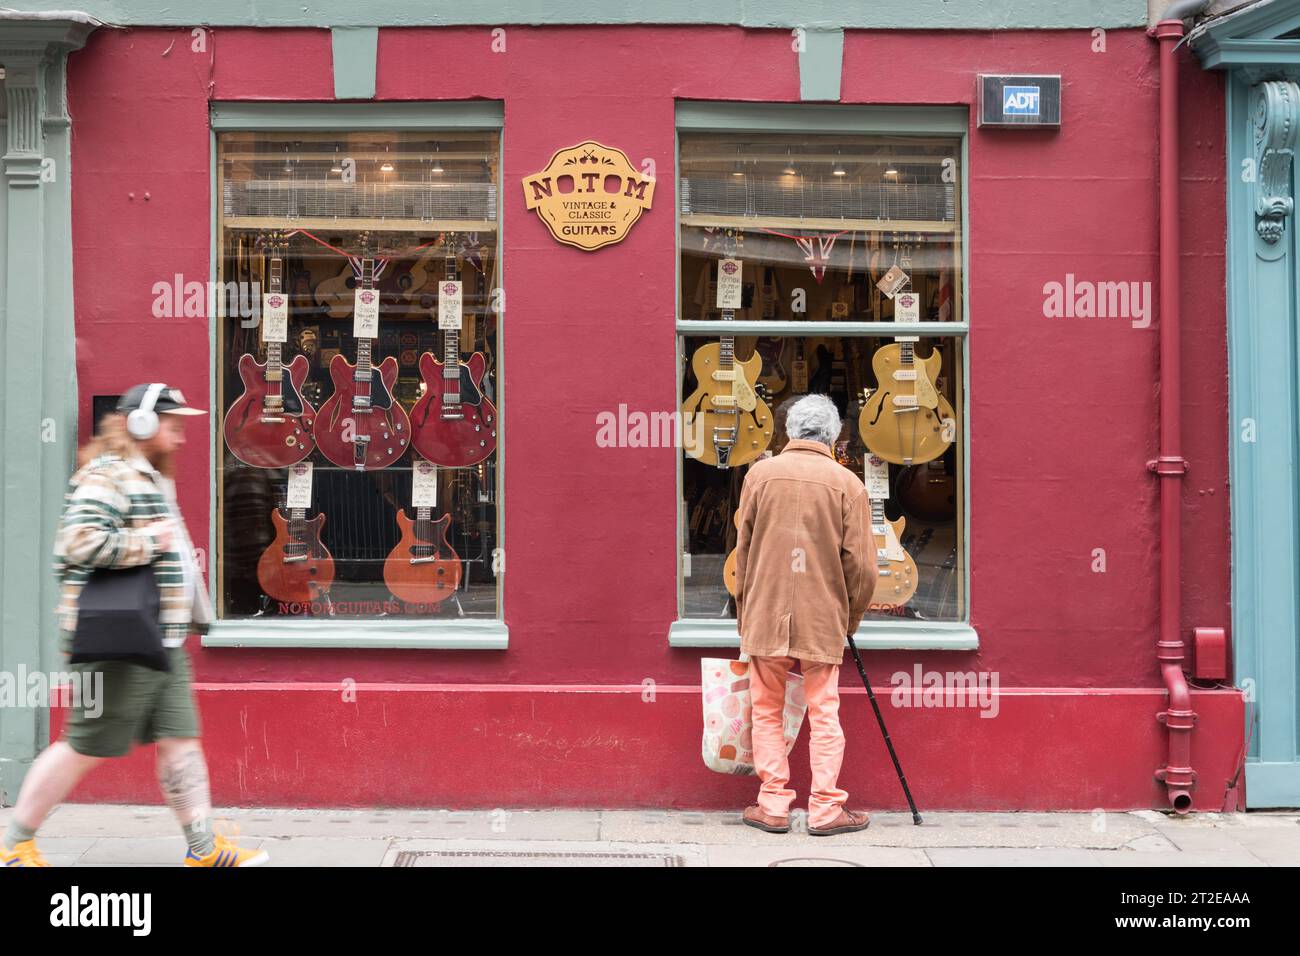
[156,738,215,856]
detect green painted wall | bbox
[4,0,1147,29]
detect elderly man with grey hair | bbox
[733,393,878,836]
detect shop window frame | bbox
[669,102,978,651]
[202,101,508,649]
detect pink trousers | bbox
[750,654,848,829]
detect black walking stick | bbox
[846,633,923,825]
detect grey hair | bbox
[784,393,841,447]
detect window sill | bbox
[668,619,978,651]
[201,618,508,650]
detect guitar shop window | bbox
[678,131,965,624]
[216,130,501,621]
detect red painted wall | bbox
[64,26,1236,809]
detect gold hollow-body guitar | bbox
[858,341,956,466]
[682,238,772,468]
[681,336,773,468]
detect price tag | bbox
[353,287,380,338]
[864,453,890,499]
[716,258,743,309]
[894,291,921,323]
[438,280,463,331]
[262,292,288,343]
[411,458,438,507]
[876,265,909,299]
[286,462,314,509]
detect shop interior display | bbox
[680,229,964,624]
[217,225,499,619]
[213,110,502,620]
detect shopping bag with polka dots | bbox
[700,657,807,775]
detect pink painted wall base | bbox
[51,685,1245,810]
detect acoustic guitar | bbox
[857,341,955,466]
[223,238,317,468]
[313,260,354,318]
[256,506,336,604]
[384,504,462,607]
[313,246,412,471]
[681,231,773,469]
[755,337,789,393]
[409,234,498,467]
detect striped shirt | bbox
[53,453,213,651]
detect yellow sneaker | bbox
[183,831,269,868]
[2,839,51,867]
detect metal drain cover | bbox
[386,841,694,867]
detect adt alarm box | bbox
[978,75,1062,128]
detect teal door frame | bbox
[1197,0,1300,807]
[0,16,95,804]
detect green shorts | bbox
[63,646,201,757]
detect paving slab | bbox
[257,837,392,867]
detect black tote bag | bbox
[70,563,170,672]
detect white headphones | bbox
[126,382,168,440]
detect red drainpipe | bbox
[1149,6,1206,815]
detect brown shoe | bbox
[742,805,791,833]
[808,809,870,836]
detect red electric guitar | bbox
[256,505,336,604]
[384,501,462,608]
[313,244,412,471]
[409,234,498,467]
[223,239,317,468]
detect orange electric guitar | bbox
[384,499,462,607]
[257,505,336,604]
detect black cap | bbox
[116,383,207,417]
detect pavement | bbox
[2,804,1298,866]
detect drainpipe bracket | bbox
[1147,456,1188,476]
[1156,709,1198,727]
[1154,766,1198,787]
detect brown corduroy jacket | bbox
[735,439,878,665]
